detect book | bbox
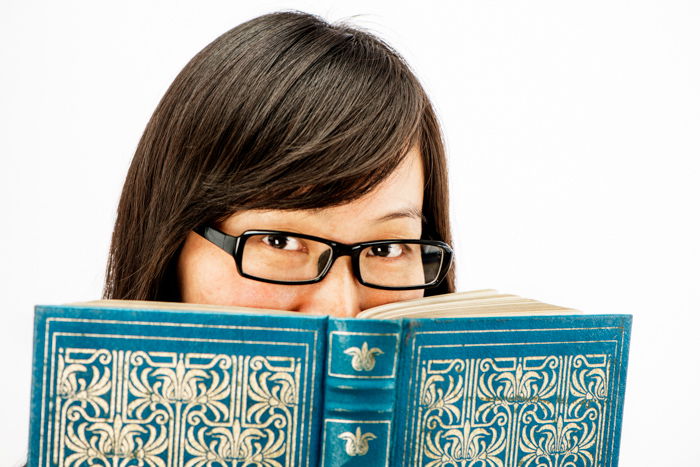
[28,290,631,466]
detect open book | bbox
[28,290,631,466]
[74,288,577,317]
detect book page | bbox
[68,299,301,316]
[357,290,577,319]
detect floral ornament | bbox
[64,414,168,467]
[56,349,112,415]
[475,358,558,423]
[519,415,597,466]
[151,358,210,403]
[417,355,608,465]
[338,427,377,456]
[52,350,298,467]
[569,365,608,418]
[421,372,464,426]
[424,420,506,467]
[344,342,384,371]
[185,421,264,466]
[128,354,232,423]
[246,370,297,425]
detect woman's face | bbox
[177,147,425,317]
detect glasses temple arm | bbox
[195,226,239,255]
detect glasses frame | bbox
[194,225,453,290]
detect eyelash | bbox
[261,234,306,252]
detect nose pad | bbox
[301,256,361,317]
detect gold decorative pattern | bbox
[416,354,610,466]
[338,427,377,456]
[327,331,399,379]
[49,348,300,466]
[344,342,384,371]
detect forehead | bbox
[222,147,424,242]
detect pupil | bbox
[372,245,391,257]
[268,235,288,249]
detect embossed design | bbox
[424,420,506,466]
[65,414,168,466]
[519,415,597,465]
[338,427,377,456]
[344,342,384,371]
[185,420,285,467]
[49,349,300,466]
[416,355,610,466]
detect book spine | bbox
[319,318,402,467]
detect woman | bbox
[105,11,454,317]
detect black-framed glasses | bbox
[194,226,453,290]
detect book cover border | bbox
[28,305,325,467]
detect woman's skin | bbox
[177,147,425,317]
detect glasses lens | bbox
[240,234,333,282]
[358,242,446,288]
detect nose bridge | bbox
[329,242,356,262]
[318,242,358,282]
[302,256,361,318]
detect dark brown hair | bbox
[105,11,453,301]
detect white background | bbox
[1,1,698,465]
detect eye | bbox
[368,243,404,258]
[261,234,304,252]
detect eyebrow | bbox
[374,206,425,223]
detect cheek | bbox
[360,288,424,310]
[218,281,303,311]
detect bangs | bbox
[193,13,427,213]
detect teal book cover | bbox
[391,314,631,466]
[28,304,326,467]
[28,300,631,466]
